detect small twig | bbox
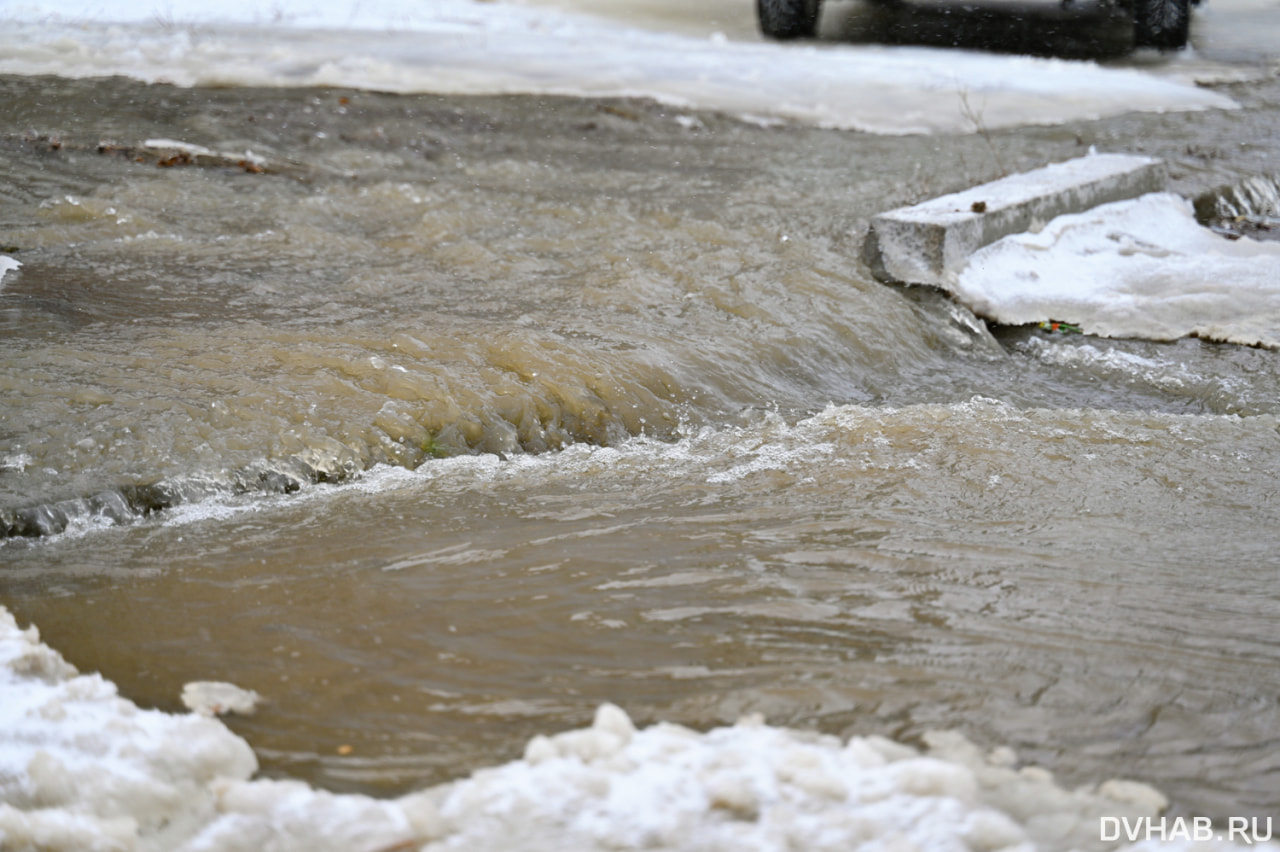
[957,88,1007,178]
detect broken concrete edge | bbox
[862,152,1168,288]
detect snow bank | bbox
[2,604,1274,852]
[420,706,1171,852]
[0,607,256,852]
[953,192,1280,347]
[0,0,1236,134]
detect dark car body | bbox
[756,0,1191,49]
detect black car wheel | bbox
[757,0,823,39]
[1133,0,1190,49]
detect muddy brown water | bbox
[2,72,1280,820]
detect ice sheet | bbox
[0,0,1237,134]
[952,192,1280,346]
[4,603,1278,852]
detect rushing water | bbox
[3,69,1280,825]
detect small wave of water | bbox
[1197,173,1280,240]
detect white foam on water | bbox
[953,192,1280,347]
[261,398,1256,518]
[0,0,1238,134]
[19,388,1267,546]
[156,493,268,527]
[0,453,32,473]
[1015,336,1249,401]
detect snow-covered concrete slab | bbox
[864,153,1167,287]
[951,192,1280,348]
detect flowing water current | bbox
[3,70,1280,823]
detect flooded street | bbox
[3,3,1280,839]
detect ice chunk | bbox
[181,681,262,717]
[142,138,216,157]
[0,255,19,291]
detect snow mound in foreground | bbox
[0,607,257,852]
[953,192,1280,347]
[0,604,1272,852]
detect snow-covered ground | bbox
[4,604,1275,852]
[0,0,1243,134]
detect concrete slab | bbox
[863,153,1167,288]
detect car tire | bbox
[757,0,822,39]
[1133,0,1190,49]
